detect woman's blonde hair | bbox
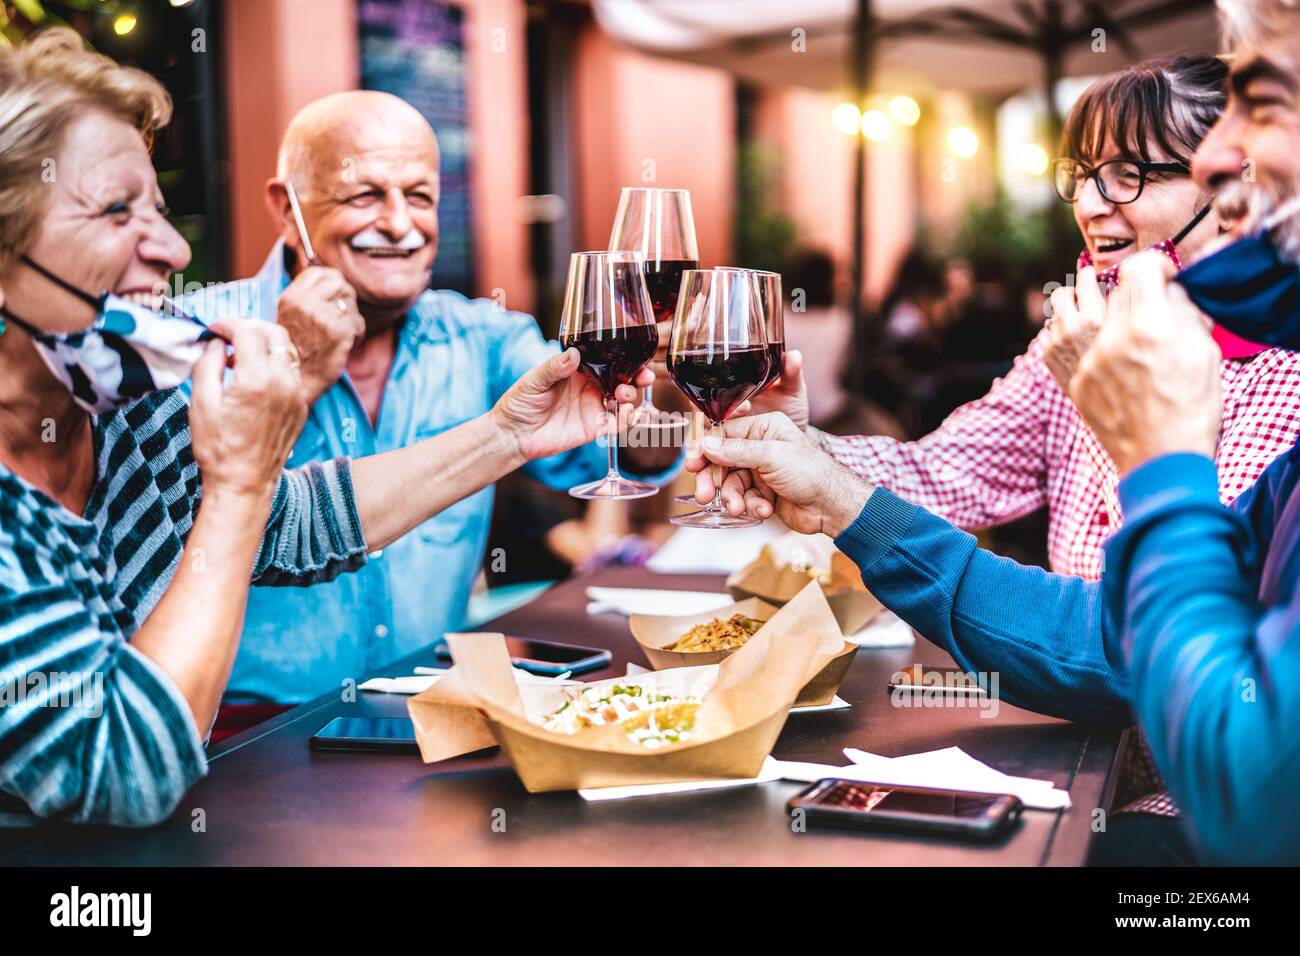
[0,27,171,272]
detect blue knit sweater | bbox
[836,449,1300,865]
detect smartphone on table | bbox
[788,778,1022,840]
[309,717,419,754]
[433,636,611,676]
[887,664,988,697]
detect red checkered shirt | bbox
[824,325,1300,580]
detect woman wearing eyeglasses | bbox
[759,54,1300,582]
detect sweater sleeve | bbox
[0,582,207,827]
[834,488,1131,725]
[1104,452,1300,865]
[251,458,370,587]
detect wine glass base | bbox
[569,476,660,500]
[673,494,703,504]
[670,509,762,529]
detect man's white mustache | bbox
[1214,181,1300,262]
[349,227,427,251]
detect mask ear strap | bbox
[18,254,105,310]
[1172,203,1214,247]
[0,305,51,342]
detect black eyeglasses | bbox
[1052,158,1190,205]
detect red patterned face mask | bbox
[1075,206,1267,359]
[1077,240,1180,294]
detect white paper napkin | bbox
[792,695,851,713]
[645,522,787,574]
[359,667,581,695]
[358,674,443,695]
[577,749,1069,809]
[840,747,1071,809]
[585,587,734,617]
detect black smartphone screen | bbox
[434,637,611,675]
[309,717,418,753]
[807,780,1005,818]
[503,638,600,664]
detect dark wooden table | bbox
[1,567,1120,866]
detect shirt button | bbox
[374,624,389,639]
[369,549,384,559]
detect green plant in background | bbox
[736,141,799,277]
[0,0,49,44]
[0,0,108,46]
[946,188,1077,293]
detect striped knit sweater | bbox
[0,389,368,827]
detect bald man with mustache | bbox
[183,91,678,729]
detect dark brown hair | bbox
[1061,54,1227,166]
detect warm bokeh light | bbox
[112,13,138,36]
[948,126,979,158]
[861,110,892,142]
[888,95,921,126]
[1021,143,1050,176]
[832,102,862,136]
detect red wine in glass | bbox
[559,250,660,501]
[669,347,772,423]
[560,325,658,397]
[643,258,699,325]
[608,188,699,425]
[669,268,771,529]
[760,340,786,392]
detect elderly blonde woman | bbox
[0,29,648,827]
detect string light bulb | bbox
[832,102,862,136]
[948,126,979,158]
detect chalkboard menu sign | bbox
[359,0,475,296]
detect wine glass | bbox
[608,187,699,427]
[674,267,782,503]
[722,268,784,393]
[559,250,661,500]
[668,269,772,528]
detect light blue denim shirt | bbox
[181,243,671,703]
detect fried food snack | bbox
[541,683,702,748]
[668,614,765,653]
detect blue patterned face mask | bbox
[1174,194,1300,351]
[0,255,217,415]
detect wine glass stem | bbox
[605,396,621,480]
[640,386,656,411]
[709,421,724,514]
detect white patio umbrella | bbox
[591,0,1221,318]
[591,0,1220,97]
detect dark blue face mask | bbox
[1174,207,1300,350]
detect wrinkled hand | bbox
[742,349,811,430]
[276,266,365,405]
[190,319,308,500]
[684,412,873,536]
[1069,252,1221,475]
[493,348,653,462]
[1043,267,1105,392]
